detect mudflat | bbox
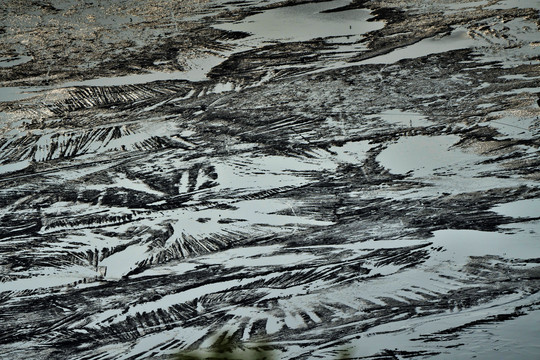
[1,1,539,359]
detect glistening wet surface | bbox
[0,55,33,68]
[376,135,482,178]
[1,0,539,359]
[213,0,384,43]
[359,28,479,65]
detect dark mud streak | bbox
[1,0,540,359]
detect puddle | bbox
[341,291,540,360]
[99,274,272,326]
[359,18,540,68]
[485,113,539,139]
[0,86,45,102]
[502,86,540,95]
[213,0,383,43]
[205,145,372,196]
[0,111,10,126]
[359,28,478,65]
[109,173,166,197]
[0,160,32,175]
[96,192,333,279]
[166,198,331,239]
[329,140,372,164]
[212,81,235,94]
[309,223,540,359]
[1,265,100,292]
[196,244,319,268]
[99,243,150,279]
[0,1,383,98]
[377,135,481,178]
[0,52,230,101]
[445,307,540,360]
[445,0,488,10]
[486,0,540,9]
[474,18,540,68]
[499,74,540,80]
[0,55,33,68]
[366,109,432,128]
[491,198,540,218]
[211,153,340,196]
[428,227,540,262]
[63,54,226,87]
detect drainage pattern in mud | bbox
[1,0,540,359]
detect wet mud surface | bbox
[1,0,540,359]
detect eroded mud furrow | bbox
[3,241,538,359]
[47,82,193,113]
[1,0,540,359]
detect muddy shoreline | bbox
[1,0,540,359]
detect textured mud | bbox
[1,0,540,359]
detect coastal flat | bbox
[1,1,539,359]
